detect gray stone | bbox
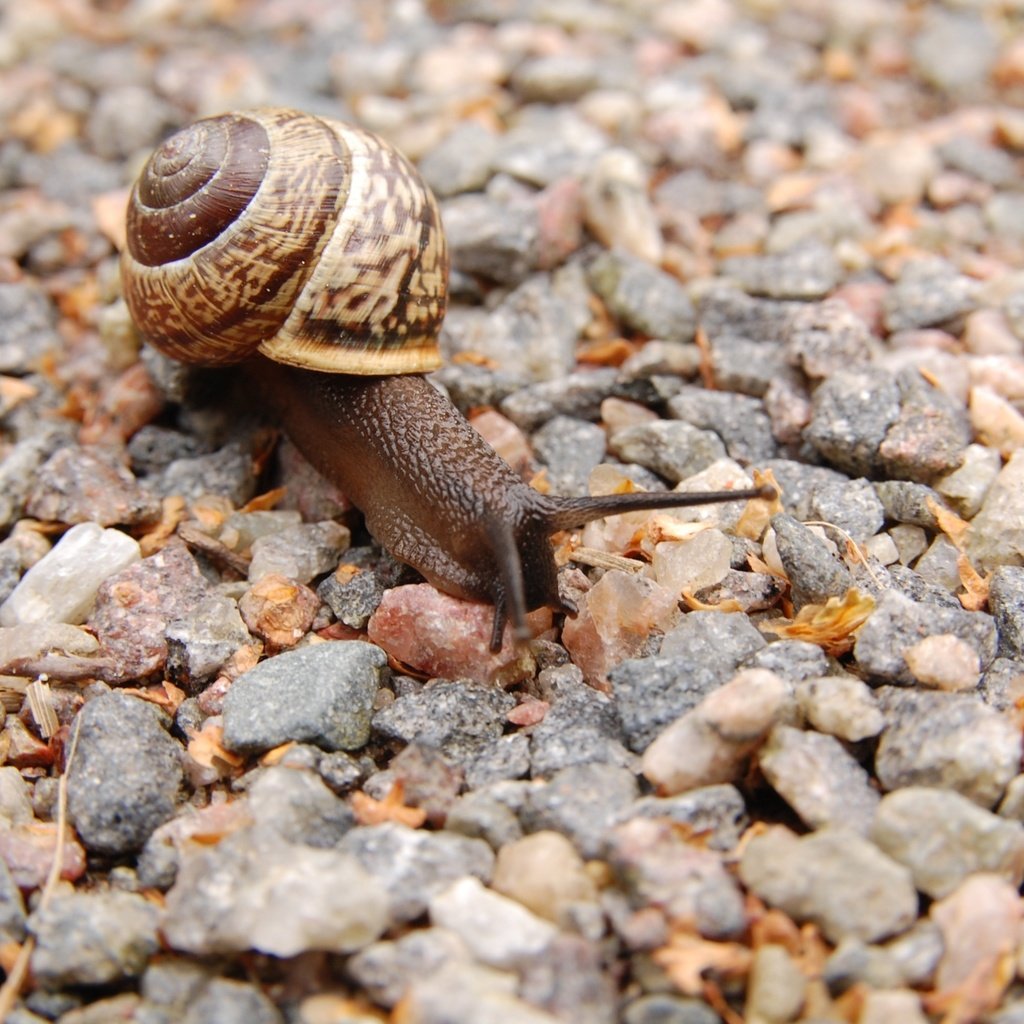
[882,258,980,332]
[611,612,765,753]
[760,725,880,833]
[0,280,62,374]
[873,480,947,529]
[806,478,885,543]
[990,565,1024,659]
[784,299,877,379]
[317,565,386,630]
[744,944,806,1023]
[531,416,607,498]
[499,368,619,432]
[520,763,639,859]
[665,387,778,464]
[338,822,494,924]
[67,692,183,856]
[244,765,354,847]
[877,372,970,483]
[29,890,159,987]
[348,927,471,1008]
[222,641,386,753]
[445,789,525,850]
[0,858,26,944]
[622,994,722,1024]
[442,192,539,285]
[870,786,1024,899]
[608,420,727,485]
[707,335,787,397]
[804,368,901,477]
[854,590,997,685]
[180,978,283,1024]
[158,442,257,507]
[247,520,350,583]
[162,827,388,956]
[738,826,917,943]
[529,677,632,777]
[588,250,696,343]
[770,513,852,606]
[373,679,515,768]
[874,686,1021,807]
[743,638,829,681]
[624,784,749,853]
[911,9,999,96]
[721,241,842,300]
[981,658,1024,713]
[419,121,498,197]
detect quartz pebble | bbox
[162,827,388,956]
[0,523,140,626]
[795,674,885,742]
[642,668,793,795]
[562,571,679,688]
[744,944,805,1024]
[871,786,1024,899]
[222,641,386,754]
[429,876,558,970]
[931,874,1021,999]
[902,633,981,691]
[368,583,547,684]
[491,831,598,928]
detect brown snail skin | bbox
[121,108,773,652]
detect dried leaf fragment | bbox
[186,721,244,772]
[351,781,427,828]
[759,589,875,656]
[653,928,753,997]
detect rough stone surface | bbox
[67,692,183,856]
[222,641,387,753]
[739,826,918,943]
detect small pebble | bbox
[162,827,389,956]
[931,873,1021,1000]
[180,977,284,1024]
[871,786,1024,899]
[624,783,749,853]
[0,523,140,626]
[768,514,852,607]
[608,420,727,485]
[29,889,159,987]
[429,876,558,970]
[221,641,386,754]
[642,668,793,795]
[338,822,495,925]
[857,989,929,1024]
[990,566,1024,660]
[738,825,917,943]
[874,686,1021,808]
[902,633,981,691]
[744,943,805,1024]
[67,691,183,856]
[759,725,880,833]
[492,831,598,929]
[368,583,546,684]
[247,520,350,583]
[795,675,885,743]
[965,450,1024,570]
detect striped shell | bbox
[121,108,448,375]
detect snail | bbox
[121,107,772,651]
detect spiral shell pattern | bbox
[121,108,448,374]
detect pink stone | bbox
[931,873,1021,1001]
[468,409,532,477]
[367,584,550,684]
[562,569,679,688]
[0,822,87,890]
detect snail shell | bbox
[121,107,448,375]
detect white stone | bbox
[652,529,732,596]
[0,523,140,626]
[428,876,558,970]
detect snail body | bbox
[123,108,769,650]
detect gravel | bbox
[4,0,1024,1018]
